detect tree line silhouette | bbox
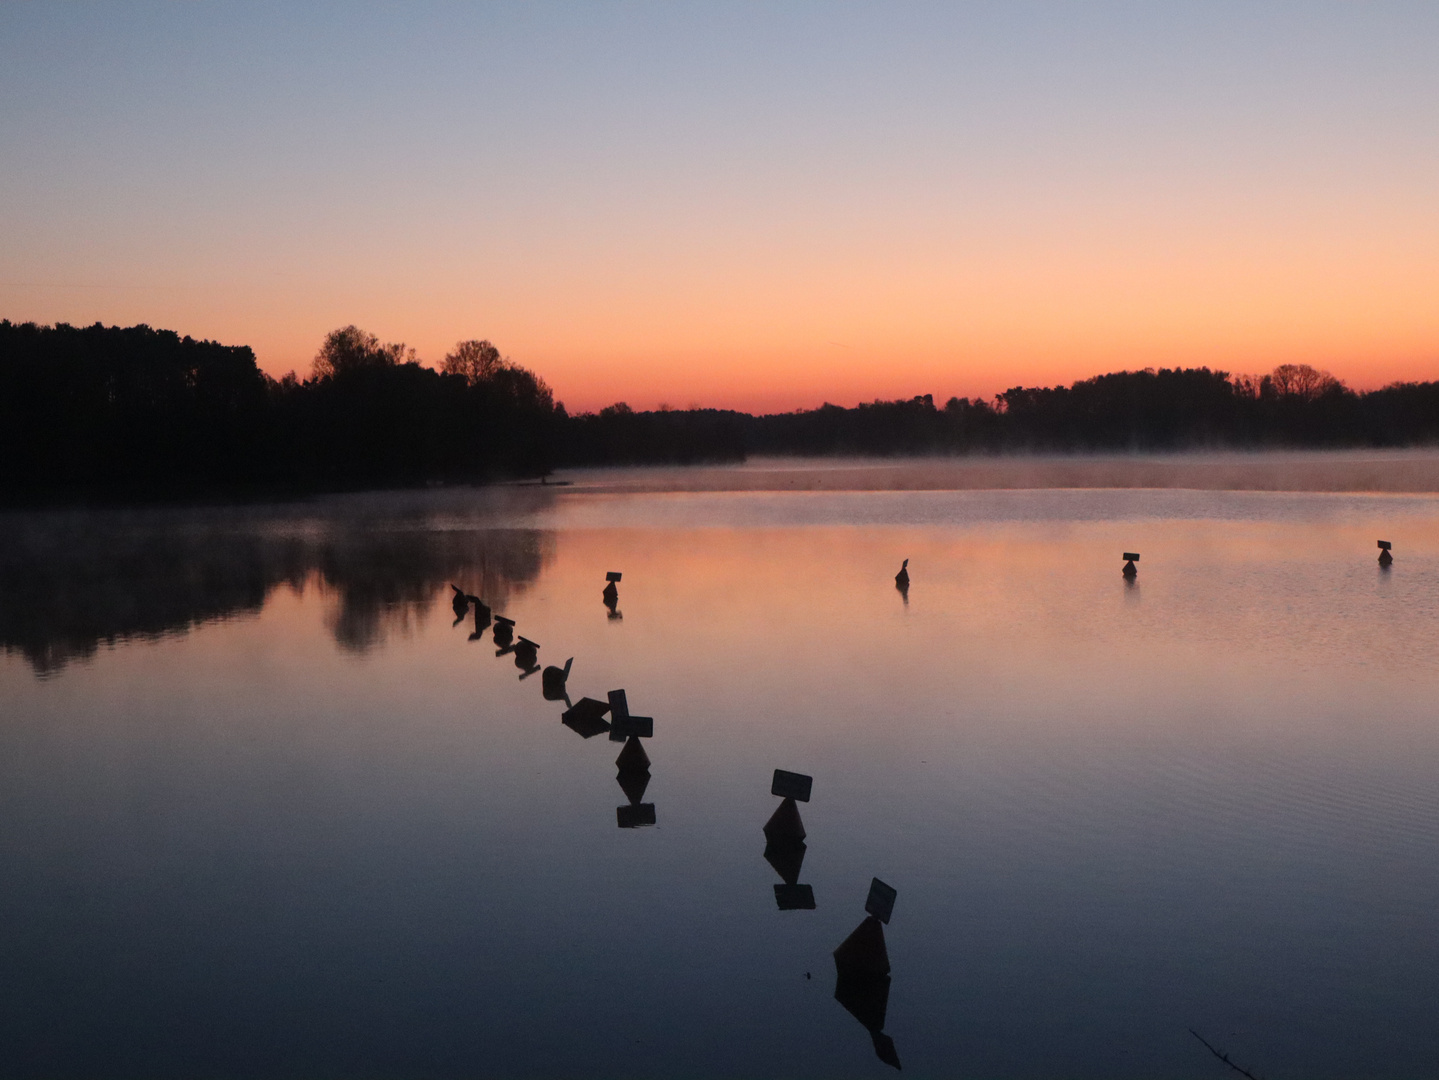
[2,318,1437,502]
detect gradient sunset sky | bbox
[3,2,1437,413]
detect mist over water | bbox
[3,454,1439,1078]
[559,448,1439,494]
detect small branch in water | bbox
[1189,1028,1266,1080]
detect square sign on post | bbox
[771,770,813,802]
[865,877,897,924]
[611,714,653,739]
[606,571,623,582]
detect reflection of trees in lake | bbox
[0,500,554,676]
[313,528,552,653]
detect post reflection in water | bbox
[5,485,1439,1078]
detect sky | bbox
[2,2,1438,414]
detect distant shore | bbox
[7,320,1439,506]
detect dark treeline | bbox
[3,319,1438,503]
[0,321,561,502]
[578,364,1439,460]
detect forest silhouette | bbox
[3,318,1438,503]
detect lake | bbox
[3,455,1439,1079]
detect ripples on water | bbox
[2,456,1439,1078]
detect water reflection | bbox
[0,500,554,676]
[6,484,1439,1077]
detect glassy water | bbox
[4,470,1439,1079]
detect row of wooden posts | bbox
[452,572,905,1070]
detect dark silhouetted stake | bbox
[894,558,909,591]
[765,769,811,842]
[493,615,515,647]
[561,697,611,739]
[607,688,628,719]
[613,695,655,828]
[467,597,492,638]
[611,714,653,739]
[833,921,901,1068]
[1379,540,1393,567]
[763,770,815,908]
[775,883,816,910]
[771,769,813,802]
[764,797,806,844]
[607,688,654,740]
[541,657,573,700]
[616,803,657,828]
[615,734,650,772]
[1122,552,1139,578]
[835,915,890,977]
[833,877,901,1070]
[513,636,539,669]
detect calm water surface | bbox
[3,474,1439,1078]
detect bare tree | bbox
[1269,363,1340,401]
[312,326,415,379]
[442,339,505,385]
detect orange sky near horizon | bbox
[3,4,1438,414]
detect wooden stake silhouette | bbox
[833,877,901,1070]
[541,657,573,700]
[764,769,812,844]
